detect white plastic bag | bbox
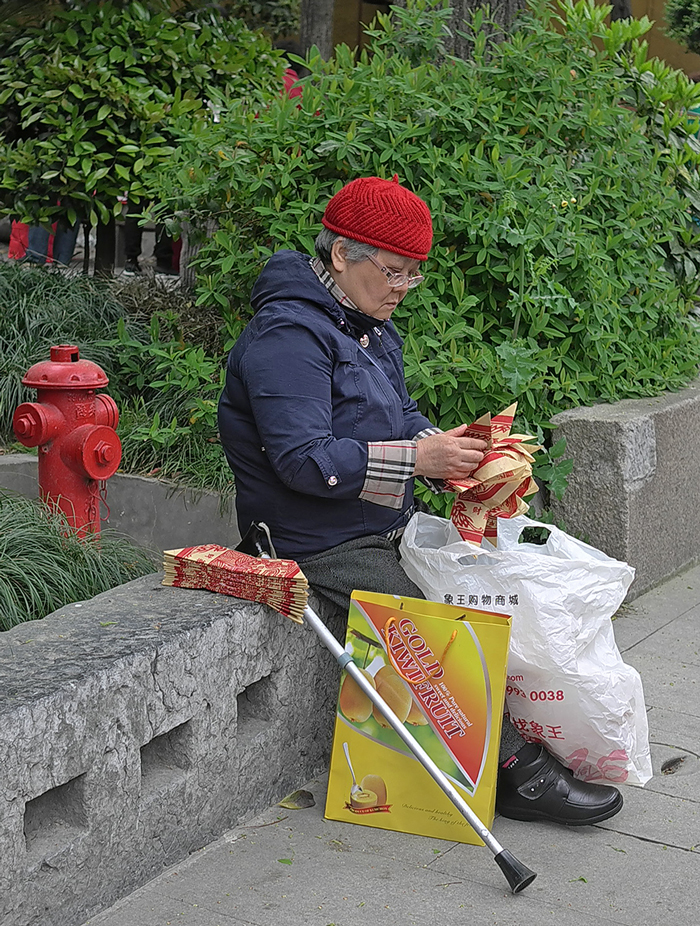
[400,512,652,785]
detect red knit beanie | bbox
[321,175,433,261]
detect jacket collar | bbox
[310,256,386,342]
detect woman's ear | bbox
[330,237,348,273]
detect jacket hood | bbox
[250,249,344,325]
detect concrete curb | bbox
[0,454,240,552]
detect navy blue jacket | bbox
[218,250,434,560]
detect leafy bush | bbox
[101,316,233,498]
[225,0,300,40]
[0,490,157,630]
[0,0,282,227]
[149,0,700,503]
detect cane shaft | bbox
[301,603,504,855]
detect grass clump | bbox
[0,491,158,630]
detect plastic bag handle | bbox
[381,617,458,683]
[498,514,554,544]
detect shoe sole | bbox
[497,792,624,826]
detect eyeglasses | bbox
[366,253,424,289]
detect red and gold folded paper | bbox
[162,544,309,623]
[445,403,541,546]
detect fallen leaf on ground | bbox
[278,789,315,810]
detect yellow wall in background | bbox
[333,2,389,49]
[631,0,700,74]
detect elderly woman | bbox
[218,175,623,827]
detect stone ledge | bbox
[0,454,240,551]
[551,375,700,599]
[0,575,343,926]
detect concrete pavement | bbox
[80,564,700,926]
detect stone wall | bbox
[551,376,700,599]
[0,576,343,926]
[0,454,240,552]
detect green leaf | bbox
[278,789,315,810]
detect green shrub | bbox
[101,316,233,498]
[0,0,282,228]
[149,0,700,504]
[0,490,157,630]
[225,0,300,40]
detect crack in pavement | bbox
[596,824,700,853]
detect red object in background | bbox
[283,68,303,100]
[12,345,122,536]
[7,221,28,259]
[8,220,56,262]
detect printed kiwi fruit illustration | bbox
[350,788,378,809]
[339,668,376,722]
[373,669,412,727]
[406,699,429,725]
[361,773,387,806]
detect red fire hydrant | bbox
[12,344,122,536]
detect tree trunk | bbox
[82,222,90,275]
[299,0,336,59]
[94,218,115,276]
[447,0,527,59]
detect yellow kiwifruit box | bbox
[325,590,511,845]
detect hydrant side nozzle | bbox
[12,402,64,448]
[61,425,122,480]
[95,393,120,430]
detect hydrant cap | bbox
[21,344,109,389]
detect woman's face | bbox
[329,241,421,321]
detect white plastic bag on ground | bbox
[400,512,652,785]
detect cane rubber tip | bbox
[494,849,537,893]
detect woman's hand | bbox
[413,425,488,481]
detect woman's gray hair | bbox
[314,227,377,266]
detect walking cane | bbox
[236,523,536,894]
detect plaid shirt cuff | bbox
[413,426,441,440]
[413,426,448,494]
[360,441,417,509]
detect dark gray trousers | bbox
[300,535,525,762]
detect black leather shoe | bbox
[497,745,623,826]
